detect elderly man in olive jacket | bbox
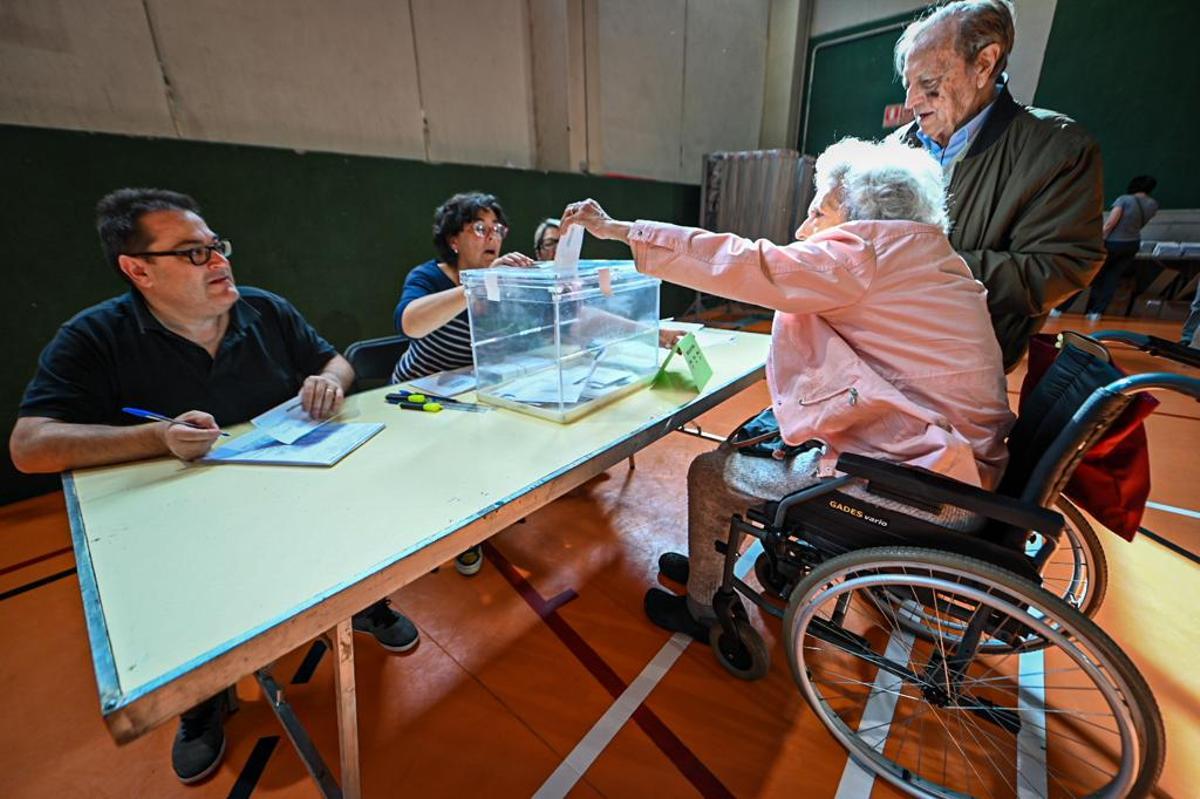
[890,0,1105,369]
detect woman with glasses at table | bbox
[533,217,561,261]
[391,191,533,385]
[390,191,533,574]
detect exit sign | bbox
[882,103,914,128]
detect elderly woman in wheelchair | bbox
[563,138,1180,797]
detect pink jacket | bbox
[629,219,1014,489]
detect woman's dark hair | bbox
[432,192,507,266]
[96,187,200,283]
[1126,175,1157,194]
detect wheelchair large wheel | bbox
[871,500,1107,654]
[1038,497,1108,617]
[783,546,1164,799]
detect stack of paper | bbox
[202,396,383,467]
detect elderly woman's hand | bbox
[658,328,685,350]
[561,199,631,244]
[490,252,536,267]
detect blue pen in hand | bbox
[121,407,231,436]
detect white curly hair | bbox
[813,138,950,233]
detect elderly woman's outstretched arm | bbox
[560,199,873,315]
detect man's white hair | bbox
[894,0,1016,80]
[814,138,950,233]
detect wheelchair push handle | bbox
[1090,328,1200,371]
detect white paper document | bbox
[693,329,737,349]
[493,355,636,405]
[553,224,584,273]
[405,366,478,397]
[660,320,704,334]
[251,396,332,444]
[202,423,384,467]
[497,371,587,405]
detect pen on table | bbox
[121,407,231,436]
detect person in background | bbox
[891,0,1105,369]
[1051,175,1159,321]
[391,191,534,575]
[9,188,418,785]
[560,138,1013,641]
[534,217,561,261]
[1180,279,1200,348]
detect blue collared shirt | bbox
[915,89,1000,170]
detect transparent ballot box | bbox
[461,261,661,422]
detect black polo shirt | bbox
[19,287,338,427]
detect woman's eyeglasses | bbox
[469,222,508,240]
[126,239,233,266]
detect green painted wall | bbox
[0,124,699,504]
[1033,0,1200,208]
[800,13,918,155]
[802,1,1200,209]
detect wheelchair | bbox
[705,332,1200,798]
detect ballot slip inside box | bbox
[461,261,661,423]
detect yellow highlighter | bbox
[386,393,442,413]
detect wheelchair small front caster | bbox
[754,551,792,599]
[709,618,770,681]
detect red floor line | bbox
[483,543,735,799]
[0,567,76,602]
[0,545,73,578]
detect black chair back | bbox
[344,335,408,393]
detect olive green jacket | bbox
[892,88,1105,369]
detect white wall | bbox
[0,0,176,137]
[811,0,926,37]
[0,0,783,185]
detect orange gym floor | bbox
[1,315,1196,798]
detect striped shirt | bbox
[391,259,474,383]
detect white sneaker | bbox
[1086,312,1101,322]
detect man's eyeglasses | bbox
[468,222,508,240]
[126,239,233,266]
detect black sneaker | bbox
[352,599,419,652]
[455,545,484,576]
[657,551,689,584]
[644,588,711,641]
[172,692,230,784]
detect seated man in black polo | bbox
[9,188,419,785]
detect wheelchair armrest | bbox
[835,453,1063,535]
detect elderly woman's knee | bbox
[686,446,730,492]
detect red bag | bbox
[1019,334,1158,540]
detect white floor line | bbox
[831,633,1050,799]
[833,630,915,799]
[533,632,691,799]
[534,541,764,798]
[1016,649,1049,799]
[1146,500,1200,520]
